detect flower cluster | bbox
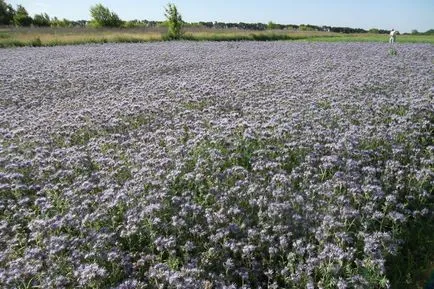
[0,42,432,288]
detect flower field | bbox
[0,42,433,288]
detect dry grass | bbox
[0,26,165,47]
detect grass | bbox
[0,27,163,47]
[306,33,434,43]
[1,26,433,47]
[386,212,434,289]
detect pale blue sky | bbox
[6,0,434,33]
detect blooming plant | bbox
[0,42,432,288]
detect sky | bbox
[6,0,434,33]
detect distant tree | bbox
[424,29,434,35]
[299,24,319,31]
[267,21,278,30]
[164,3,183,39]
[33,13,51,27]
[13,5,32,26]
[369,28,379,34]
[411,29,419,35]
[285,24,299,30]
[72,20,87,27]
[0,0,15,25]
[50,17,71,27]
[143,20,159,28]
[123,19,145,28]
[329,26,367,33]
[199,21,213,28]
[377,29,389,34]
[89,3,122,27]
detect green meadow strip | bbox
[1,30,433,48]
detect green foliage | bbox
[31,36,42,47]
[13,5,32,27]
[388,47,398,56]
[50,17,71,28]
[0,0,15,25]
[33,13,50,27]
[158,20,169,28]
[122,19,145,28]
[164,3,183,40]
[267,21,278,30]
[386,212,434,289]
[0,31,9,39]
[299,24,318,31]
[369,28,380,34]
[89,3,122,28]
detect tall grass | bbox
[0,27,163,47]
[1,26,433,47]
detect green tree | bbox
[89,3,122,27]
[164,3,183,39]
[50,17,71,28]
[13,5,32,26]
[267,21,278,30]
[33,13,50,27]
[0,0,15,25]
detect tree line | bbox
[0,0,82,27]
[1,0,433,35]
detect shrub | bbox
[164,3,183,40]
[30,36,42,47]
[89,3,122,28]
